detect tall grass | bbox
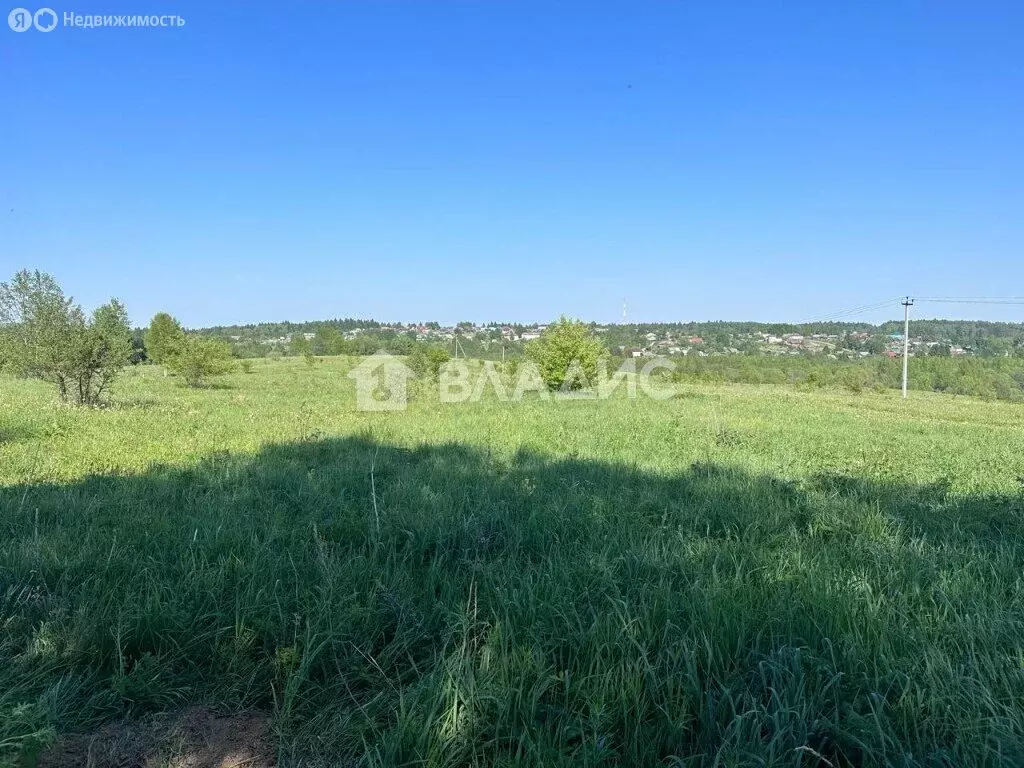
[2,359,1024,765]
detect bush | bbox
[526,317,607,390]
[840,366,870,393]
[0,270,132,406]
[408,345,451,378]
[503,358,520,381]
[144,312,185,368]
[167,336,234,387]
[992,373,1022,402]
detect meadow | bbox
[3,356,1024,766]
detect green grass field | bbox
[3,357,1024,765]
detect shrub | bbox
[840,366,870,393]
[167,336,234,387]
[503,358,520,381]
[526,317,607,390]
[408,345,451,378]
[144,312,185,368]
[0,270,132,406]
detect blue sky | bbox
[3,1,1023,328]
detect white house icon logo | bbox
[347,353,415,412]
[8,7,57,31]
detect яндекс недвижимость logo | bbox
[8,7,57,31]
[8,8,185,31]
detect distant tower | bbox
[622,298,627,324]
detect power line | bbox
[916,298,1024,306]
[916,296,1024,301]
[898,296,1023,401]
[798,297,902,325]
[798,299,899,324]
[800,296,1024,325]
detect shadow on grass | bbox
[2,436,1024,766]
[0,424,36,445]
[178,381,236,391]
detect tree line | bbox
[3,269,1023,405]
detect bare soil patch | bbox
[38,708,274,768]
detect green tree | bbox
[865,337,887,355]
[978,337,1012,358]
[527,317,608,390]
[313,327,346,356]
[167,335,234,387]
[408,345,451,378]
[0,269,132,405]
[145,312,186,372]
[290,333,312,357]
[81,299,134,403]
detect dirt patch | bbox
[38,707,275,768]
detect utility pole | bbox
[901,297,914,399]
[622,298,627,325]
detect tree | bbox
[312,327,346,356]
[167,335,234,387]
[81,299,134,403]
[145,312,186,373]
[527,317,608,391]
[408,344,451,378]
[0,270,132,405]
[290,333,312,357]
[864,337,887,355]
[978,337,1012,358]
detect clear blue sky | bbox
[3,1,1023,328]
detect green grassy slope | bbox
[2,358,1024,765]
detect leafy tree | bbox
[0,270,76,382]
[129,330,147,364]
[864,337,887,355]
[503,357,520,382]
[145,312,186,372]
[167,335,234,387]
[408,345,451,378]
[0,269,132,405]
[978,337,1013,358]
[527,317,608,390]
[82,300,134,401]
[312,327,346,356]
[290,333,312,357]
